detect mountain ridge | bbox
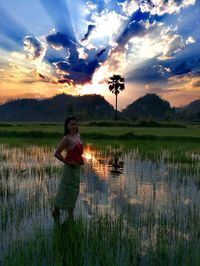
[0,93,199,122]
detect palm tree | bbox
[108,74,125,121]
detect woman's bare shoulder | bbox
[62,135,70,143]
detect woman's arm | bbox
[54,136,70,164]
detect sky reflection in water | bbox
[0,143,200,257]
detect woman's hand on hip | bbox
[65,159,79,167]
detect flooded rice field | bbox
[0,143,200,265]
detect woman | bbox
[52,116,84,221]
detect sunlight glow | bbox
[0,0,199,107]
[76,82,107,96]
[87,11,126,45]
[83,145,97,162]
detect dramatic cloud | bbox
[81,25,96,42]
[53,59,99,84]
[126,22,186,61]
[46,31,76,51]
[172,61,191,75]
[119,0,138,16]
[45,31,95,84]
[117,20,147,46]
[82,1,98,15]
[95,21,184,85]
[23,36,46,62]
[44,12,127,85]
[160,34,185,60]
[92,45,129,85]
[77,47,88,59]
[0,0,199,107]
[86,10,127,46]
[139,0,196,16]
[126,62,172,83]
[114,21,185,67]
[168,73,193,84]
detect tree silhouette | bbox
[108,74,125,121]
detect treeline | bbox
[0,93,200,122]
[0,94,114,122]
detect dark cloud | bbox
[96,48,108,59]
[37,3,199,87]
[46,32,76,50]
[81,25,96,42]
[37,73,46,79]
[129,9,150,21]
[126,54,199,84]
[33,70,50,83]
[56,78,72,84]
[117,20,146,46]
[126,60,171,83]
[161,45,200,79]
[54,61,70,72]
[172,61,191,75]
[45,28,111,84]
[54,59,99,84]
[24,36,46,60]
[46,31,79,65]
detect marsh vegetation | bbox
[0,137,200,265]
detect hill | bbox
[0,94,115,122]
[177,99,200,121]
[185,99,200,112]
[123,93,173,120]
[1,93,200,122]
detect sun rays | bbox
[0,0,200,107]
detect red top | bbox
[65,142,84,165]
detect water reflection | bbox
[1,143,200,262]
[79,145,200,220]
[108,156,124,175]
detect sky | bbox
[0,0,200,110]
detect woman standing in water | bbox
[52,116,84,221]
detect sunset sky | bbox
[0,0,200,110]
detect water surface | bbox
[0,143,200,263]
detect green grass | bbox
[0,123,200,143]
[0,120,200,169]
[3,213,200,266]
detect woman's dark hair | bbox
[64,116,78,136]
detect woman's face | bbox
[67,119,78,134]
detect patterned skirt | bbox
[54,164,81,210]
